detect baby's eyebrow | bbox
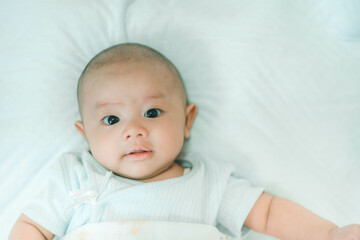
[95,101,123,109]
[95,94,165,109]
[144,94,165,100]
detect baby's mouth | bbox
[129,149,149,154]
[125,147,152,161]
[127,147,151,154]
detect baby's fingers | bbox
[332,224,360,240]
[343,224,360,240]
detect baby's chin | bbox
[113,171,161,183]
[114,164,177,183]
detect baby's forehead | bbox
[81,61,185,106]
[85,60,180,89]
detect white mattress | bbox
[1,0,359,239]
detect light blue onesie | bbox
[22,151,263,239]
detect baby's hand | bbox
[329,224,360,240]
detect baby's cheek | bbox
[90,136,117,164]
[161,128,184,153]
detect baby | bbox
[10,43,360,240]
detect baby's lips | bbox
[127,146,151,155]
[124,148,153,161]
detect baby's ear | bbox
[184,103,197,139]
[74,121,87,140]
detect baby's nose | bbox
[122,121,148,140]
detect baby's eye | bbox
[103,115,120,125]
[144,108,162,118]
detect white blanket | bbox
[61,221,237,240]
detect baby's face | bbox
[76,62,195,182]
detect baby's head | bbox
[75,43,197,182]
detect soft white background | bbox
[1,0,359,239]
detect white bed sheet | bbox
[1,0,359,239]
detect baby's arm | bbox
[245,193,360,240]
[9,214,54,240]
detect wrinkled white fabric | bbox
[61,221,239,240]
